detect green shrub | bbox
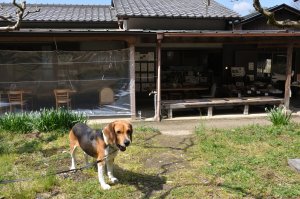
[265,106,292,126]
[0,112,35,133]
[0,108,87,133]
[35,108,87,132]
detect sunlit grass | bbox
[193,123,300,198]
[0,122,300,198]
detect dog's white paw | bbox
[110,177,119,184]
[70,166,76,172]
[101,183,111,190]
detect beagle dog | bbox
[69,120,133,190]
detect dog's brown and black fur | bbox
[69,120,133,190]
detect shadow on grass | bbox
[16,140,42,154]
[142,136,195,152]
[158,183,202,198]
[219,184,263,199]
[115,165,166,199]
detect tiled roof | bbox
[0,3,117,22]
[242,4,300,22]
[113,0,239,18]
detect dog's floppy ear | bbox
[103,122,116,145]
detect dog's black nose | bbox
[124,140,130,147]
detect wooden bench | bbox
[161,96,284,118]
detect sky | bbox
[0,0,299,16]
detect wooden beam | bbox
[0,34,137,43]
[258,44,300,48]
[129,44,136,120]
[284,43,293,109]
[154,33,163,122]
[163,32,300,38]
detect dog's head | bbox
[103,120,133,152]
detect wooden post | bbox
[154,33,163,122]
[129,44,136,119]
[284,44,293,109]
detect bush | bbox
[265,106,292,126]
[0,112,34,133]
[35,108,87,132]
[0,108,87,133]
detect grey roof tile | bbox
[113,0,239,18]
[0,3,117,22]
[242,3,300,22]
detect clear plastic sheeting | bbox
[0,49,132,116]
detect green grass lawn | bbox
[0,123,300,198]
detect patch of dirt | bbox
[57,170,92,182]
[143,134,195,175]
[35,187,65,199]
[25,131,41,139]
[155,135,196,151]
[41,147,66,157]
[144,151,189,174]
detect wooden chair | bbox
[8,90,27,112]
[54,89,71,109]
[0,91,8,113]
[99,87,114,106]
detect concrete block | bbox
[288,159,300,173]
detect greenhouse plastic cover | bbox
[0,48,132,117]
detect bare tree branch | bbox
[0,0,40,32]
[23,5,40,19]
[253,0,300,28]
[0,15,13,22]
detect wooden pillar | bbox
[284,44,293,109]
[129,44,136,119]
[154,33,163,121]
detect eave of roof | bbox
[162,30,300,38]
[1,28,299,36]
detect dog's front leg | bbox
[106,158,118,184]
[97,162,111,190]
[70,146,77,170]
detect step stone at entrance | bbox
[288,159,300,173]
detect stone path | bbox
[89,114,300,136]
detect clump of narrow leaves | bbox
[0,108,87,133]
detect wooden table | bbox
[162,87,209,99]
[161,87,209,91]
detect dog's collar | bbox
[108,144,119,151]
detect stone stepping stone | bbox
[288,159,300,173]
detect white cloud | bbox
[233,1,254,15]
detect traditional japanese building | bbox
[0,1,299,120]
